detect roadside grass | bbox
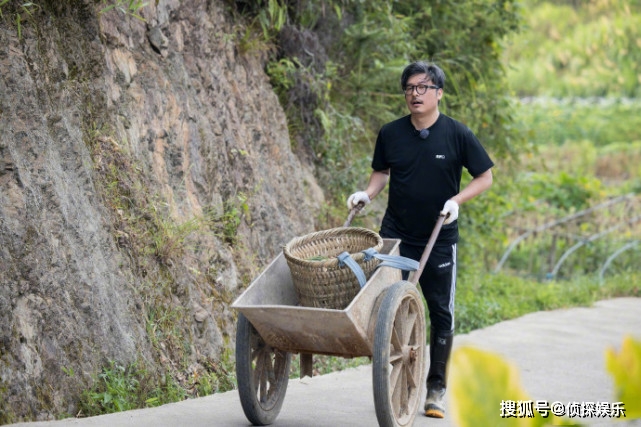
[77,350,237,417]
[456,271,640,334]
[77,361,186,417]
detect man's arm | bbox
[365,169,390,200]
[450,168,493,206]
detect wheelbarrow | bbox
[231,208,446,426]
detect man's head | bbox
[402,62,444,115]
[401,61,445,92]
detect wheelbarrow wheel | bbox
[236,313,291,426]
[372,281,426,427]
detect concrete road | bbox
[11,297,641,427]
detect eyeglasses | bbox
[403,84,440,95]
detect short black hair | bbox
[401,61,445,91]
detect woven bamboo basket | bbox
[283,227,384,309]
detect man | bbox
[347,61,494,419]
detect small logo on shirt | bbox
[438,262,451,269]
[435,154,445,159]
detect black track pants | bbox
[397,240,457,335]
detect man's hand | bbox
[347,191,371,210]
[441,200,459,224]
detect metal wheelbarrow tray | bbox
[233,238,405,358]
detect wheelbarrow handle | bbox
[343,202,365,227]
[408,213,447,285]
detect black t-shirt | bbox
[372,114,494,246]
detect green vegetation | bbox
[456,271,640,334]
[0,1,38,38]
[494,0,641,283]
[78,360,185,416]
[514,98,641,148]
[99,0,148,21]
[450,334,641,425]
[0,1,148,39]
[451,346,578,426]
[77,348,237,416]
[606,336,641,419]
[450,347,544,426]
[504,0,641,97]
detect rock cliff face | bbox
[0,0,324,421]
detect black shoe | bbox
[424,387,446,418]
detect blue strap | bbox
[337,252,368,288]
[361,248,420,272]
[337,248,420,289]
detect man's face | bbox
[404,73,442,115]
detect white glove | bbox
[441,200,459,224]
[347,191,371,210]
